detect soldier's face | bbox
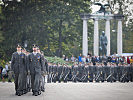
[17,47,21,51]
[37,49,40,53]
[33,47,37,52]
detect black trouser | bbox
[31,72,41,93]
[14,73,24,94]
[23,71,27,92]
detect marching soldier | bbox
[37,48,47,92]
[82,64,88,82]
[88,63,94,82]
[27,44,45,96]
[47,64,53,83]
[71,63,78,82]
[52,64,58,83]
[11,44,27,96]
[57,64,63,83]
[21,48,28,94]
[63,65,70,83]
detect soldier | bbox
[63,65,70,83]
[71,63,78,82]
[104,62,110,82]
[88,63,95,82]
[77,62,84,82]
[95,63,101,82]
[57,63,63,83]
[52,64,58,83]
[21,48,28,94]
[27,44,45,96]
[47,63,53,83]
[8,61,13,82]
[25,50,31,92]
[82,64,88,82]
[11,44,27,96]
[37,48,47,92]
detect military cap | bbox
[32,44,37,48]
[17,44,21,48]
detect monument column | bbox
[82,18,88,57]
[117,19,123,56]
[105,19,110,56]
[93,18,99,56]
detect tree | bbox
[0,0,93,60]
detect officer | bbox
[47,63,52,83]
[11,44,27,96]
[82,64,88,82]
[57,63,63,83]
[22,48,28,94]
[77,62,84,82]
[63,64,70,83]
[8,61,13,82]
[52,63,58,83]
[27,44,44,96]
[38,49,47,92]
[71,63,78,82]
[88,63,94,82]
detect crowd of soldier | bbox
[46,62,133,83]
[1,44,133,96]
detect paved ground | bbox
[0,82,133,100]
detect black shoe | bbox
[41,90,45,92]
[17,93,22,96]
[38,91,41,95]
[41,89,45,92]
[15,92,18,95]
[23,90,27,94]
[34,92,38,96]
[28,88,31,92]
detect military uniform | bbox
[23,54,28,94]
[63,66,70,82]
[11,51,26,96]
[40,57,47,92]
[27,52,44,96]
[71,65,78,82]
[57,65,63,83]
[52,65,57,83]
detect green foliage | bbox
[0,59,6,67]
[45,56,66,64]
[0,0,92,61]
[0,0,133,62]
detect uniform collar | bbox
[17,52,21,55]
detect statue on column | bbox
[99,31,108,56]
[94,3,113,15]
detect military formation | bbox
[46,62,133,83]
[11,44,47,96]
[10,44,133,96]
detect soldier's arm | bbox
[11,53,15,71]
[40,55,45,72]
[45,59,48,73]
[25,55,28,73]
[27,54,30,73]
